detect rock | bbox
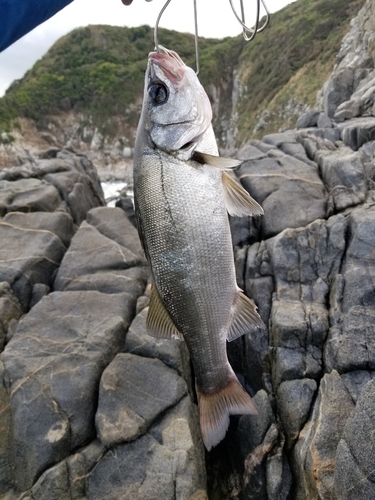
[236,143,266,161]
[3,211,75,248]
[341,370,375,403]
[342,379,375,482]
[86,206,144,258]
[0,282,22,351]
[324,205,375,374]
[27,440,106,500]
[317,112,333,129]
[0,360,12,494]
[337,117,375,150]
[235,391,282,500]
[115,197,137,227]
[0,221,66,310]
[54,221,144,292]
[334,379,375,498]
[2,290,136,491]
[296,110,321,129]
[95,353,187,445]
[276,379,317,443]
[323,68,355,118]
[315,149,366,211]
[87,397,207,500]
[334,439,375,500]
[237,145,326,238]
[268,215,346,386]
[293,371,355,500]
[125,307,190,378]
[0,178,62,216]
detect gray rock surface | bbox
[95,353,187,445]
[2,3,375,498]
[0,149,207,499]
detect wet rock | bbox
[95,353,187,445]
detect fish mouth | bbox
[149,46,186,86]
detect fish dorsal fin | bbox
[147,285,184,341]
[222,172,264,217]
[192,151,242,170]
[228,291,263,342]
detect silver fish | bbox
[133,47,264,450]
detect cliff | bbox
[0,0,364,173]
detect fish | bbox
[133,46,264,450]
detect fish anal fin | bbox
[196,376,259,451]
[193,151,242,170]
[222,171,264,217]
[147,285,184,341]
[228,291,264,342]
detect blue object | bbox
[0,0,74,52]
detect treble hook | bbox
[229,0,270,42]
[154,0,200,74]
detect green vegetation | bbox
[235,0,364,141]
[0,0,365,145]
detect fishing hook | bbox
[154,0,200,74]
[229,0,270,42]
[153,0,269,75]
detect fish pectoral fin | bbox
[222,172,264,217]
[192,151,242,170]
[196,375,259,451]
[228,291,264,341]
[147,285,184,341]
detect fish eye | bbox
[148,82,168,105]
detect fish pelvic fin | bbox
[196,376,259,451]
[222,172,264,217]
[192,151,242,170]
[147,284,184,341]
[228,291,264,342]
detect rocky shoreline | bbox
[1,1,375,498]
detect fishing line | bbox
[153,0,269,74]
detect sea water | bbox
[101,181,129,207]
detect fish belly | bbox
[135,149,236,392]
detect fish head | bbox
[143,46,213,158]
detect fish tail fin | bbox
[196,375,258,451]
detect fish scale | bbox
[133,46,263,450]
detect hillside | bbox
[0,0,365,155]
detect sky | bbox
[0,0,295,96]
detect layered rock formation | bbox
[0,149,207,499]
[1,1,375,499]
